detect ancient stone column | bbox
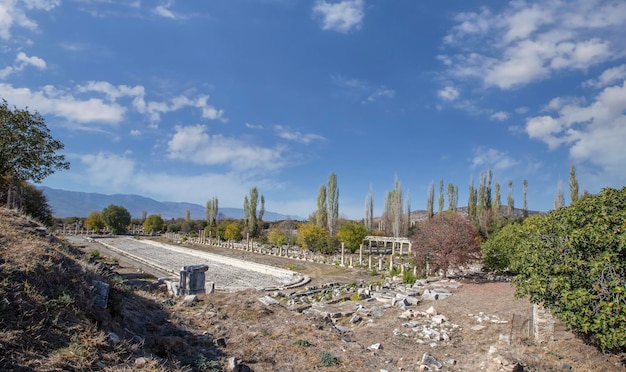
[389,254,394,271]
[349,256,353,268]
[369,255,372,270]
[359,244,363,266]
[378,257,383,271]
[341,242,345,266]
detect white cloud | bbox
[0,0,60,40]
[437,85,459,101]
[167,124,285,171]
[0,52,46,79]
[583,64,626,89]
[526,79,626,178]
[143,94,226,123]
[130,129,141,136]
[313,0,364,33]
[80,152,135,188]
[274,125,325,144]
[490,111,509,121]
[471,147,519,170]
[153,5,176,20]
[0,83,126,123]
[245,122,264,129]
[332,74,395,103]
[366,88,395,102]
[442,1,626,89]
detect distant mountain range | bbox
[39,187,304,221]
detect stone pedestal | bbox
[179,264,209,295]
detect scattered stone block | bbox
[92,280,109,308]
[350,314,361,324]
[368,343,383,350]
[183,294,198,305]
[421,352,443,369]
[471,325,486,331]
[426,306,437,316]
[108,331,121,344]
[259,295,280,306]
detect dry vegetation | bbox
[1,208,625,371]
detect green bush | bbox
[293,339,310,347]
[319,351,338,367]
[402,269,416,285]
[501,187,626,351]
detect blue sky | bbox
[2,0,626,219]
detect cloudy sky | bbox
[2,0,625,219]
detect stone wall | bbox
[533,304,574,342]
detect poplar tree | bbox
[364,185,374,231]
[468,178,477,225]
[406,190,411,234]
[244,187,264,237]
[493,182,501,218]
[569,164,579,204]
[523,179,528,218]
[437,179,444,214]
[555,180,565,210]
[206,197,219,226]
[446,183,457,211]
[326,173,339,237]
[390,176,403,238]
[507,179,514,217]
[316,185,327,229]
[426,183,434,219]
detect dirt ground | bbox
[109,239,626,371]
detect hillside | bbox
[40,186,302,221]
[0,208,202,370]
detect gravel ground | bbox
[65,235,306,291]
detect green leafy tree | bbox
[337,220,368,253]
[499,187,626,351]
[411,212,480,277]
[297,222,331,253]
[0,100,69,184]
[85,211,105,231]
[224,223,242,241]
[143,214,164,233]
[101,204,131,234]
[268,227,287,247]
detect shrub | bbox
[319,351,338,367]
[402,269,416,285]
[293,339,311,347]
[506,187,626,351]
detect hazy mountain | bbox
[39,187,304,221]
